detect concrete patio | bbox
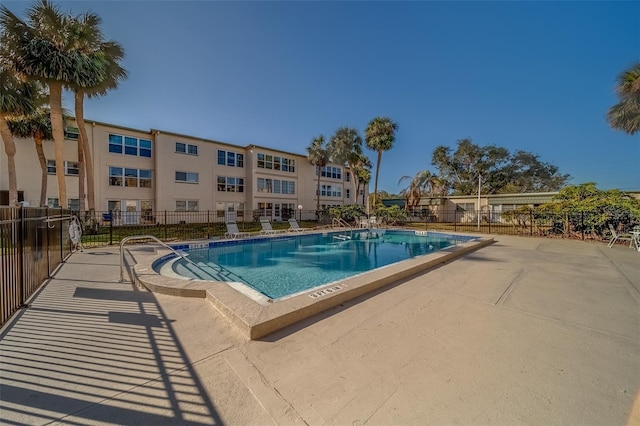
[1,235,638,425]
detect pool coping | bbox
[126,230,495,340]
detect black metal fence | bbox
[1,207,72,327]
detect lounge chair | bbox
[225,221,251,239]
[259,217,284,235]
[607,224,633,248]
[288,218,305,232]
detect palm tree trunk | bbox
[49,81,67,209]
[33,132,48,207]
[0,114,19,206]
[75,90,94,211]
[373,150,382,207]
[77,130,85,213]
[316,165,321,216]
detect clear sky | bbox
[5,0,640,193]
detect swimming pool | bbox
[156,230,476,300]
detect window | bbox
[257,178,295,194]
[217,176,244,192]
[68,198,79,211]
[109,167,152,188]
[321,184,342,197]
[176,171,199,183]
[217,149,243,167]
[257,178,273,193]
[319,166,342,179]
[345,172,350,182]
[47,160,79,175]
[139,169,152,188]
[64,127,79,140]
[65,162,79,176]
[257,152,295,173]
[281,180,295,195]
[346,189,350,199]
[176,142,198,155]
[108,133,152,158]
[124,168,138,187]
[176,200,198,211]
[108,134,123,153]
[139,139,152,157]
[47,197,78,208]
[109,167,123,186]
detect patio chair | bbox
[607,224,633,248]
[259,217,284,235]
[288,218,305,232]
[225,221,251,239]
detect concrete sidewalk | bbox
[1,236,639,425]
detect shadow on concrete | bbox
[0,278,223,425]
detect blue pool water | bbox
[161,230,475,300]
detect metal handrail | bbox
[332,218,352,230]
[119,235,212,282]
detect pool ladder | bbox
[332,218,353,241]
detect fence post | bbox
[454,210,457,232]
[17,206,25,307]
[488,211,491,234]
[109,210,113,245]
[164,211,168,240]
[46,207,50,277]
[529,209,533,236]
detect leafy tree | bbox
[0,0,106,208]
[432,138,510,195]
[431,138,569,195]
[537,182,640,236]
[327,204,366,224]
[365,116,398,207]
[0,67,37,205]
[306,134,329,214]
[7,105,54,207]
[375,205,407,226]
[606,62,640,135]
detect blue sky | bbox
[6,0,640,193]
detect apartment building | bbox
[0,120,364,223]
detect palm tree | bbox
[0,67,37,206]
[70,13,127,212]
[398,170,431,210]
[365,116,398,207]
[7,106,54,207]
[607,62,640,135]
[306,135,329,215]
[0,0,106,208]
[349,151,372,206]
[328,127,363,187]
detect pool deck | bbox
[1,235,639,425]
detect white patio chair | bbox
[225,221,251,239]
[259,217,283,235]
[288,218,305,232]
[607,224,633,248]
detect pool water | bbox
[165,230,474,300]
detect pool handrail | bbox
[119,235,212,283]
